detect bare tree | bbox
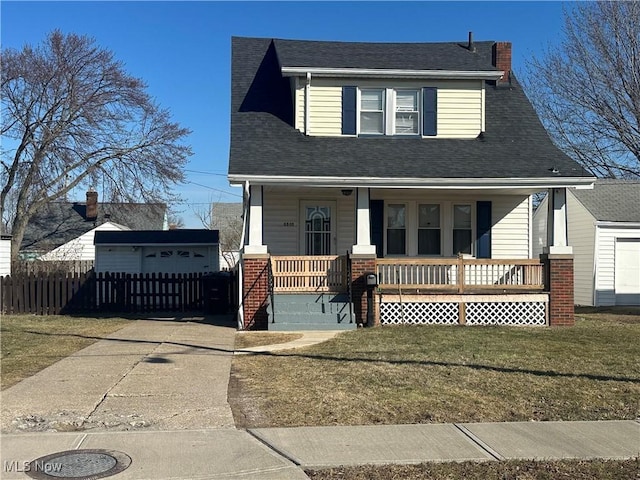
[525,2,640,178]
[167,212,185,230]
[1,31,191,260]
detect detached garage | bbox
[94,229,219,275]
[533,180,640,306]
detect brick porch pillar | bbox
[242,254,270,330]
[542,253,575,327]
[350,254,378,326]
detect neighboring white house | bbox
[0,235,11,277]
[533,180,640,306]
[94,229,220,275]
[40,222,131,261]
[20,189,167,261]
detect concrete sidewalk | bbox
[1,318,638,479]
[1,421,638,478]
[250,420,640,468]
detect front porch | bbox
[238,185,579,330]
[253,254,550,330]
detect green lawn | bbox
[1,315,131,389]
[229,309,640,428]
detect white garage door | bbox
[142,247,212,274]
[614,238,640,306]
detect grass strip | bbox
[1,315,131,389]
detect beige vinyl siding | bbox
[491,195,530,259]
[95,246,141,274]
[293,77,483,139]
[370,190,530,258]
[263,190,299,255]
[309,86,342,136]
[594,225,640,306]
[437,85,482,138]
[567,192,597,305]
[0,237,11,276]
[263,187,355,255]
[336,197,356,254]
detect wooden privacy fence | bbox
[1,271,237,315]
[11,260,94,276]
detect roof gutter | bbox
[595,221,640,228]
[228,175,595,189]
[281,66,504,80]
[96,242,218,247]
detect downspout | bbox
[304,72,311,135]
[237,181,250,330]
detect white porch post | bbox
[352,187,376,255]
[544,187,573,255]
[244,184,268,255]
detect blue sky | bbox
[1,1,568,227]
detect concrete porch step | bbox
[272,312,351,324]
[273,300,351,314]
[269,321,357,331]
[267,293,355,331]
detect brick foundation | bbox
[350,255,377,326]
[542,254,575,327]
[242,255,269,330]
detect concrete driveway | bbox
[1,315,237,433]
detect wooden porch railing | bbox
[376,257,544,293]
[271,255,347,293]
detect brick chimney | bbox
[86,189,98,220]
[493,41,512,84]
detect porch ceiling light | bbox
[341,189,353,196]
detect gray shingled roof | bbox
[572,179,640,222]
[21,201,166,252]
[273,38,500,71]
[229,36,592,181]
[94,229,218,245]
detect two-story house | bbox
[228,36,595,330]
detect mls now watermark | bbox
[4,460,63,474]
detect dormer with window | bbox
[284,39,508,139]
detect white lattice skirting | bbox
[380,302,459,325]
[379,294,548,327]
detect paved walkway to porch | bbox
[234,330,345,355]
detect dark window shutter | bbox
[369,199,384,258]
[422,87,437,136]
[342,86,357,135]
[476,201,492,259]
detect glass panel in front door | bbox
[305,206,331,255]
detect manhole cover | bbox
[26,449,131,480]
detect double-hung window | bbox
[348,87,436,136]
[395,90,420,135]
[418,204,441,255]
[453,204,472,255]
[386,204,406,255]
[360,89,385,135]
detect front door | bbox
[301,202,335,255]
